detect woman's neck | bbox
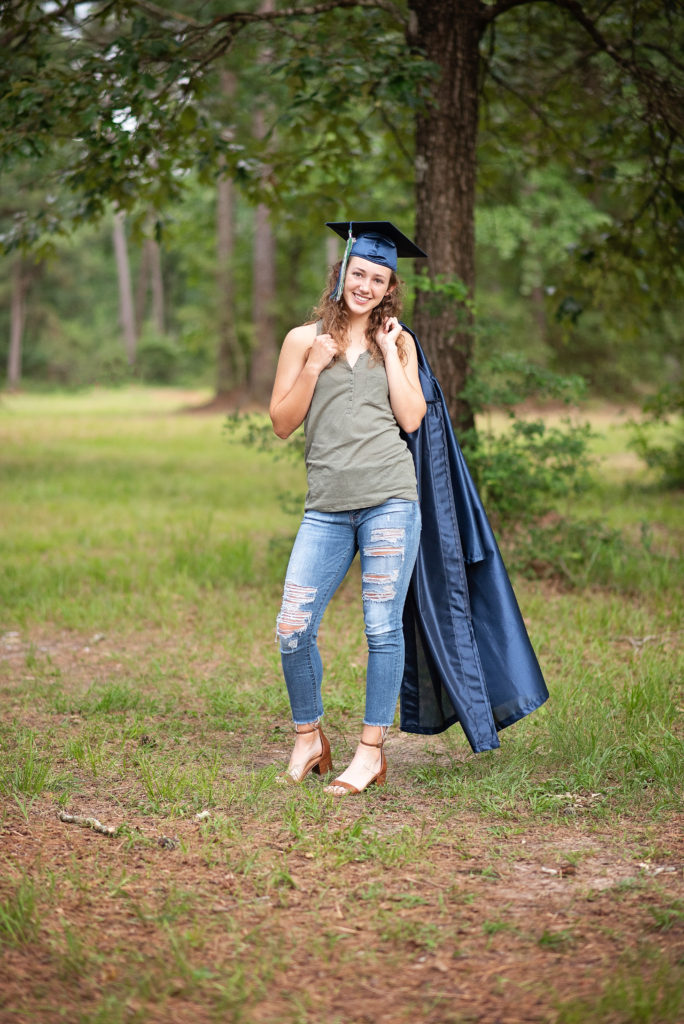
[347,310,371,342]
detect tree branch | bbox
[479,0,624,29]
[1,0,406,52]
[624,128,677,229]
[201,0,406,32]
[538,0,630,67]
[641,42,684,76]
[134,0,407,80]
[134,1,203,27]
[136,0,406,38]
[479,0,684,134]
[479,0,543,27]
[484,65,568,149]
[481,0,670,77]
[376,104,413,163]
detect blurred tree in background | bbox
[0,0,682,425]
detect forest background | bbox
[1,4,683,1021]
[2,0,682,423]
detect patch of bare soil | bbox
[1,628,682,1024]
[180,389,267,415]
[1,796,682,1024]
[512,400,641,421]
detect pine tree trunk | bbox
[134,236,163,336]
[216,68,241,398]
[216,153,240,396]
[7,257,27,390]
[249,194,277,402]
[248,0,278,404]
[112,209,137,366]
[134,237,151,338]
[408,0,481,434]
[530,284,548,345]
[148,237,164,335]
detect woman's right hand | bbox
[306,332,339,373]
[270,323,338,438]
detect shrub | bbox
[505,515,626,588]
[630,382,684,489]
[460,352,593,531]
[35,319,130,387]
[135,333,180,383]
[461,416,594,531]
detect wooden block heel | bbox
[279,720,332,784]
[311,746,333,775]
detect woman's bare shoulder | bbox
[283,321,318,347]
[399,328,418,353]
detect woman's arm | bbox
[376,319,427,433]
[269,324,339,438]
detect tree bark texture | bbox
[134,237,151,338]
[7,257,27,389]
[135,233,164,337]
[216,155,241,395]
[248,0,278,403]
[215,68,242,397]
[249,193,277,401]
[112,209,137,366]
[408,0,482,434]
[148,237,165,335]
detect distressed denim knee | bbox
[276,581,318,653]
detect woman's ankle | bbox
[360,724,387,748]
[292,724,321,754]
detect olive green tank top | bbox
[303,328,418,512]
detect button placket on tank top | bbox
[347,351,369,416]
[343,360,354,416]
[343,350,364,416]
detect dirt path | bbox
[1,628,682,1023]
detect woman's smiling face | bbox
[342,256,394,314]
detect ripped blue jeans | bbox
[276,499,421,727]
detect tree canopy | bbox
[1,1,683,419]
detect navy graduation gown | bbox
[399,328,549,752]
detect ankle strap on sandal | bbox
[295,721,321,735]
[360,727,388,749]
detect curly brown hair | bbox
[310,260,409,366]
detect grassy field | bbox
[0,387,682,1024]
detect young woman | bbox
[269,221,428,795]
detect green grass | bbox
[0,875,43,948]
[554,956,684,1023]
[0,387,681,1024]
[0,727,64,799]
[1,387,304,629]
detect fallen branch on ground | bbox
[58,811,117,836]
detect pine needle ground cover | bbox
[1,389,682,1024]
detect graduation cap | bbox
[326,221,427,301]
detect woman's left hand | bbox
[375,316,403,356]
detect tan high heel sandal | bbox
[326,729,387,795]
[280,721,333,783]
